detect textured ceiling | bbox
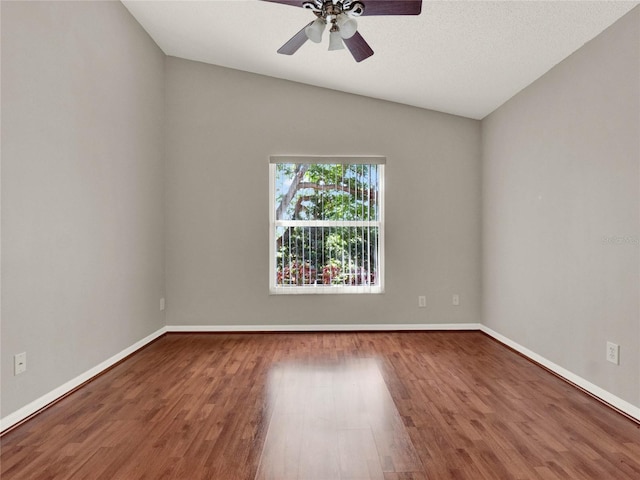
[122,0,639,119]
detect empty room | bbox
[1,0,639,478]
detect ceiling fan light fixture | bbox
[305,17,326,43]
[336,14,357,39]
[328,30,345,51]
[265,0,423,61]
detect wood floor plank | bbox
[257,358,415,479]
[1,332,639,479]
[338,428,385,480]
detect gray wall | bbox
[164,57,482,327]
[1,1,165,416]
[482,7,640,407]
[5,0,636,422]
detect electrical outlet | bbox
[418,296,426,308]
[452,294,460,306]
[14,352,26,375]
[160,297,165,311]
[606,342,620,365]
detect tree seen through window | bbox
[271,160,384,293]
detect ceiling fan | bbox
[261,0,422,62]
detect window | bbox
[269,156,385,294]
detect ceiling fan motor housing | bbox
[302,1,365,17]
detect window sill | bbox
[269,285,384,295]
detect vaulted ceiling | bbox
[122,0,639,119]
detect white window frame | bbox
[269,156,385,295]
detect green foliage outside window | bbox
[274,163,380,287]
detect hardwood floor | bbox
[1,332,639,479]
[255,358,422,479]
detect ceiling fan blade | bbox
[277,22,312,55]
[343,31,374,62]
[260,0,306,8]
[359,0,422,16]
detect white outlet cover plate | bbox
[14,352,27,375]
[606,342,620,365]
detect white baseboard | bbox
[165,323,482,332]
[3,323,638,432]
[480,325,640,422]
[0,327,167,433]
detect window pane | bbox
[275,226,379,287]
[275,163,379,221]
